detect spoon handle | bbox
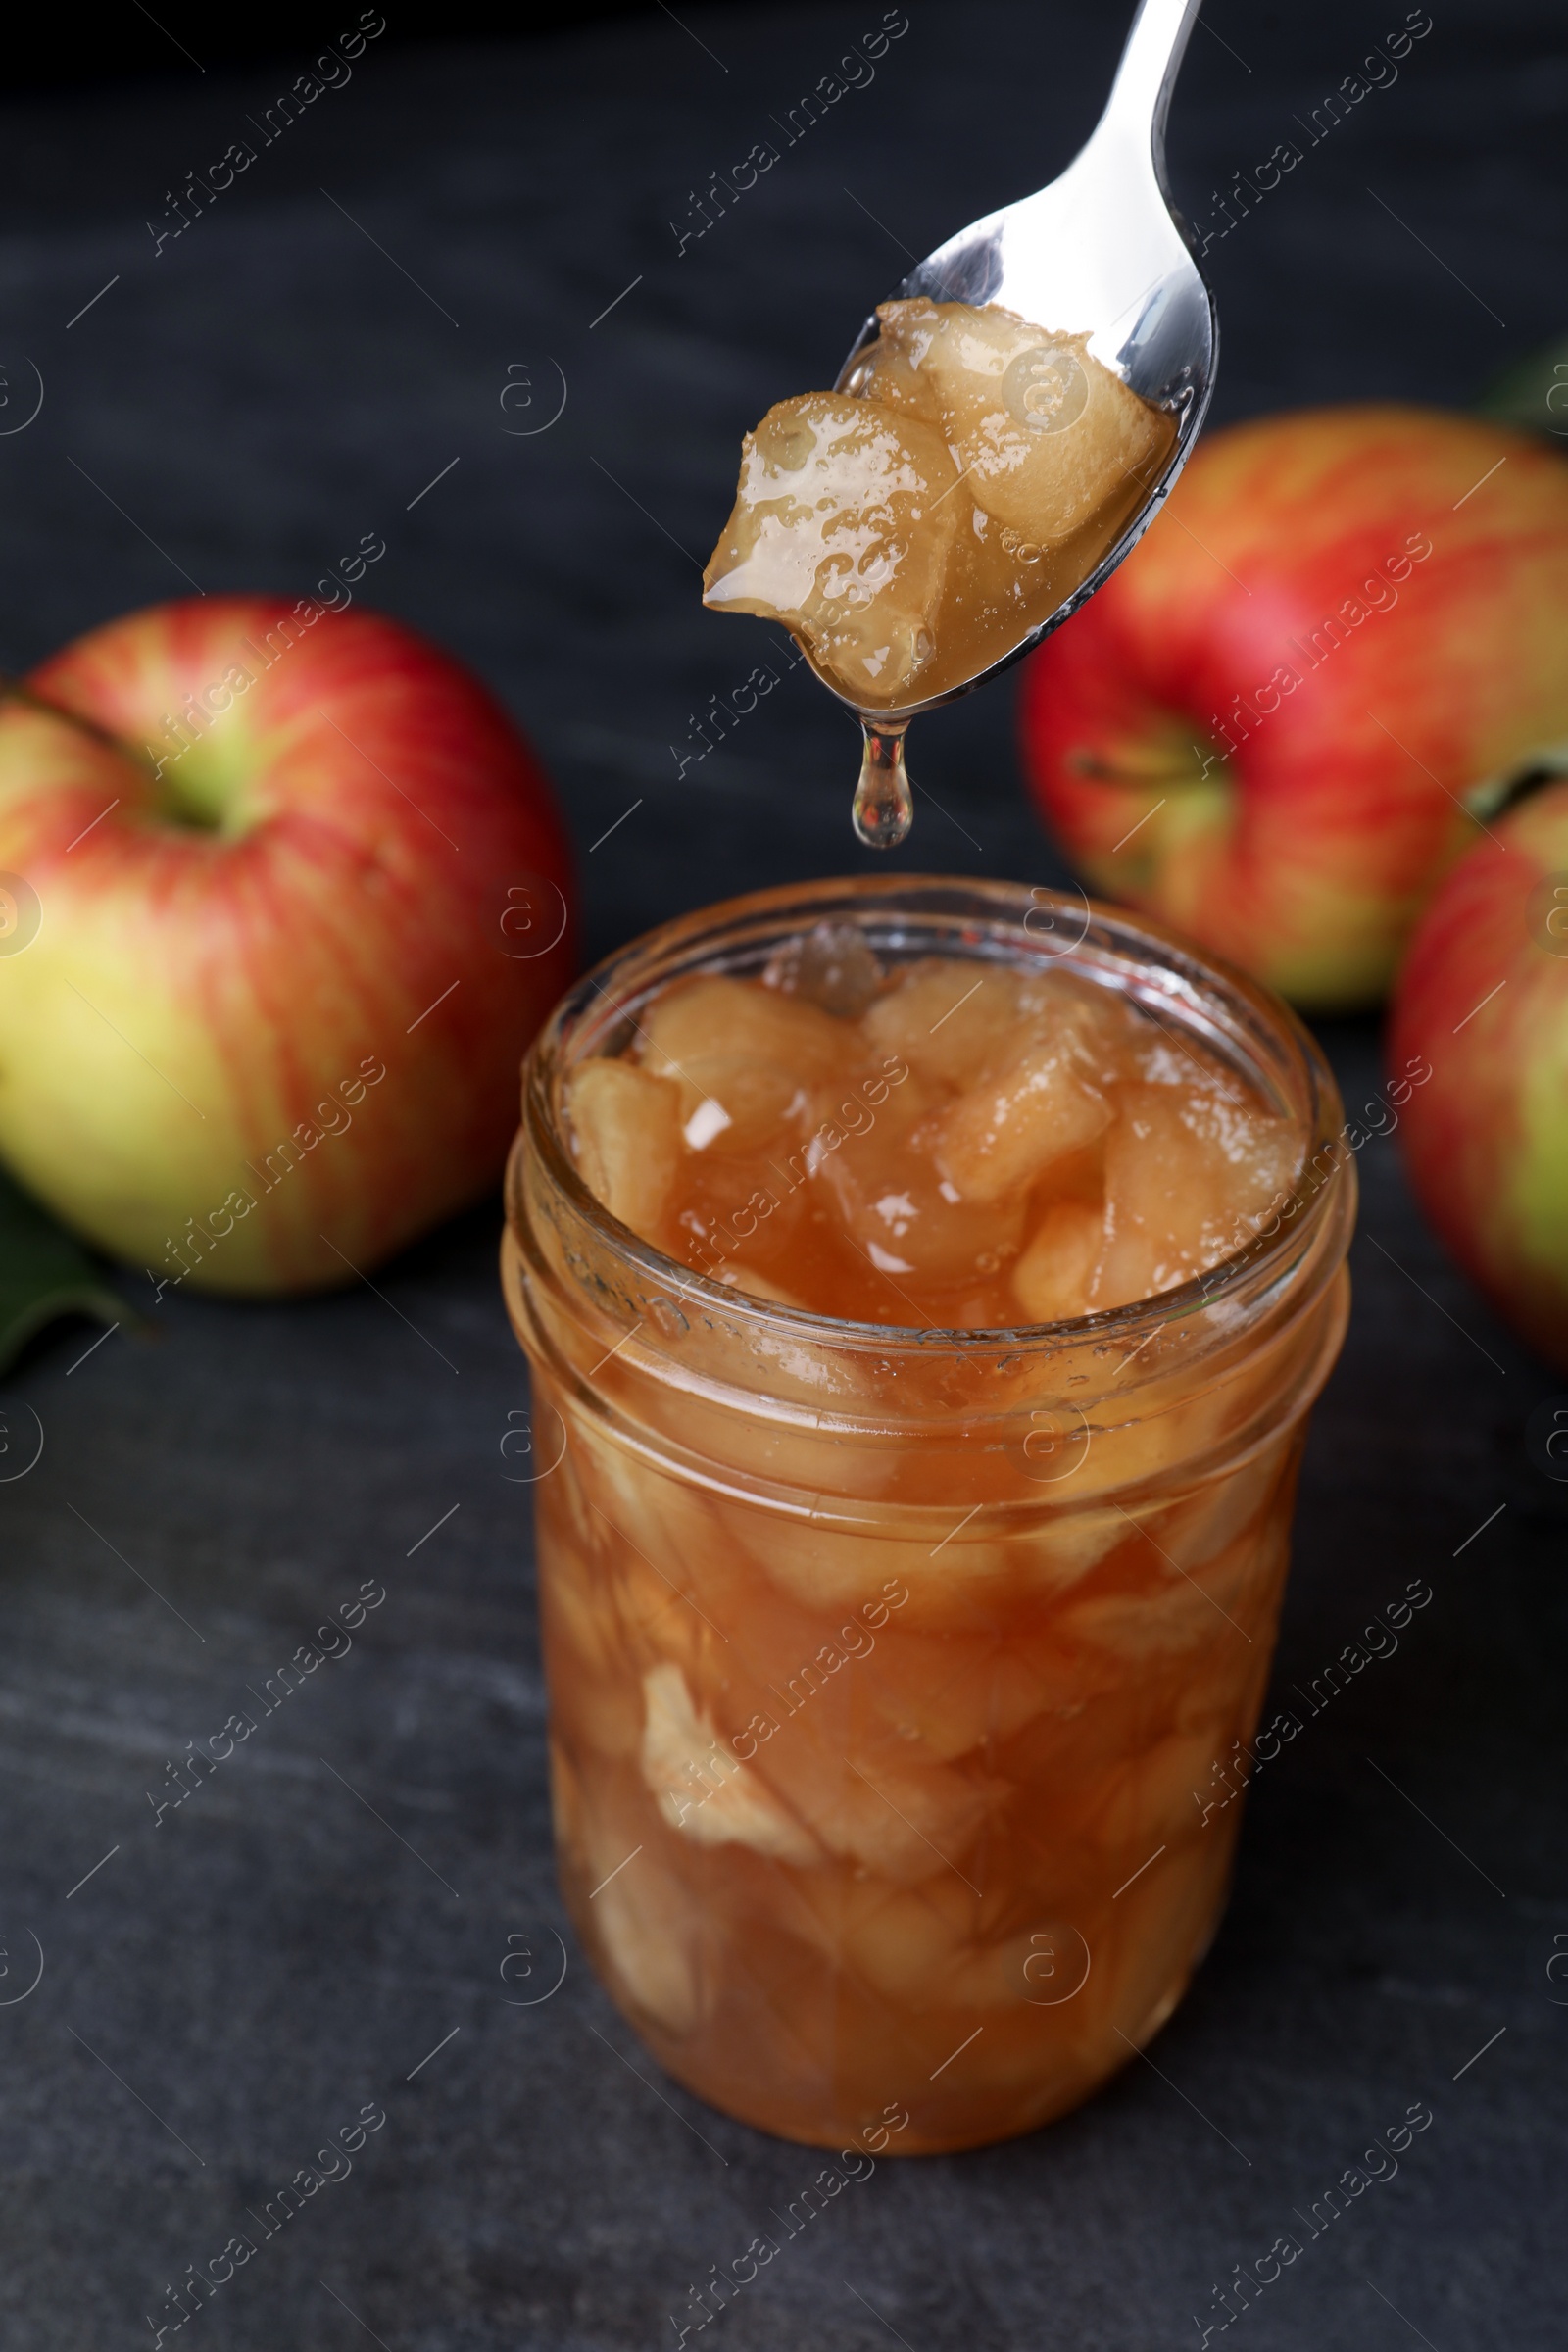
[1098,0,1206,172]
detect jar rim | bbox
[518,873,1349,1361]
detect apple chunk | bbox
[874,299,1169,540]
[935,1028,1111,1203]
[566,1059,682,1241]
[1098,1082,1302,1304]
[1012,1199,1106,1321]
[702,393,962,704]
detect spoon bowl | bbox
[832,0,1216,733]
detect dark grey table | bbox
[1,5,1564,2345]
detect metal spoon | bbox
[837,0,1217,848]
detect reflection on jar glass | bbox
[503,876,1354,2154]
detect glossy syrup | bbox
[852,724,914,850]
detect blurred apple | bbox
[0,595,573,1294]
[1019,406,1568,1009]
[1389,778,1568,1371]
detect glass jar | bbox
[502,876,1353,2155]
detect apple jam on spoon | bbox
[704,301,1175,844]
[702,0,1216,846]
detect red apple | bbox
[0,595,574,1293]
[1018,406,1568,1009]
[1388,779,1568,1371]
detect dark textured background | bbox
[1,3,1565,2345]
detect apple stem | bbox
[1067,737,1229,786]
[1464,742,1568,824]
[0,674,143,765]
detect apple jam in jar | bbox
[502,877,1354,2154]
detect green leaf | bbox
[1475,339,1568,441]
[0,1163,126,1378]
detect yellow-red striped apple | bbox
[1389,779,1568,1370]
[0,595,573,1293]
[1019,406,1568,1009]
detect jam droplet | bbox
[853,723,914,850]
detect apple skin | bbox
[1018,406,1568,1010]
[0,595,574,1294]
[1388,780,1568,1372]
